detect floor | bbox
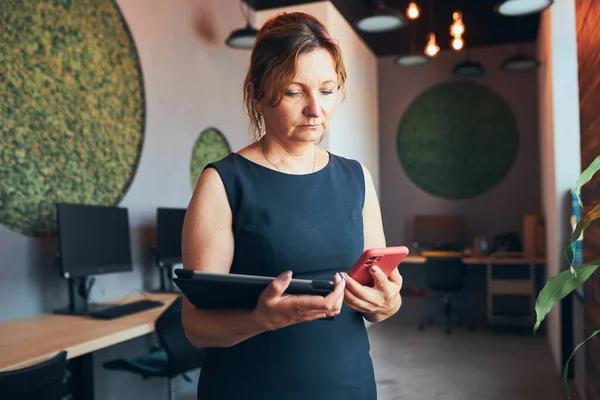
[368,311,574,400]
[176,306,577,400]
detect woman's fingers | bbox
[341,273,378,306]
[342,288,372,313]
[388,268,404,288]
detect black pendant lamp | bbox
[452,51,485,77]
[453,60,485,77]
[226,24,258,50]
[500,53,540,72]
[395,21,429,67]
[355,0,407,33]
[396,54,430,67]
[494,0,553,16]
[226,1,258,50]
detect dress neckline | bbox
[231,151,334,177]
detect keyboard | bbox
[88,299,164,320]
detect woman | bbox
[181,11,403,400]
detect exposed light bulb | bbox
[452,35,464,51]
[407,2,420,19]
[425,33,440,57]
[451,11,465,37]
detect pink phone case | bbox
[348,246,409,286]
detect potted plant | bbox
[534,155,600,399]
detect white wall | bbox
[323,4,380,194]
[255,1,380,193]
[536,0,581,373]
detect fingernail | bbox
[370,266,378,273]
[279,271,291,280]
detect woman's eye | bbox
[322,90,334,95]
[285,91,301,97]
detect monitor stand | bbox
[151,264,179,293]
[53,276,119,316]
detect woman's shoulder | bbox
[326,152,366,175]
[204,152,241,174]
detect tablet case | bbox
[172,269,335,310]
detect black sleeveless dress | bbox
[197,152,377,400]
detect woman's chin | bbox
[293,128,324,142]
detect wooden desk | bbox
[462,256,546,265]
[404,255,427,263]
[401,253,546,328]
[0,292,179,400]
[402,255,546,265]
[0,292,179,372]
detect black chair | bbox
[103,296,206,400]
[418,257,474,334]
[0,350,68,400]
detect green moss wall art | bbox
[396,81,518,199]
[0,0,145,237]
[190,128,232,189]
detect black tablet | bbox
[172,269,335,310]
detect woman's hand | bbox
[341,266,403,323]
[252,271,346,331]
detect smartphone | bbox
[348,246,409,286]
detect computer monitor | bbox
[56,202,133,279]
[413,215,467,251]
[154,207,186,292]
[155,207,186,266]
[54,202,133,316]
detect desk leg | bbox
[69,353,94,400]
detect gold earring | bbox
[259,112,265,136]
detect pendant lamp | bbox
[494,0,553,16]
[355,0,407,33]
[226,1,258,50]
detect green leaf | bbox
[569,203,600,244]
[534,260,600,332]
[565,204,600,268]
[561,327,600,399]
[574,155,600,208]
[565,245,574,271]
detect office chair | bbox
[0,350,68,400]
[103,296,206,400]
[418,257,473,334]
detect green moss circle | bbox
[397,81,518,199]
[191,128,232,189]
[0,0,145,237]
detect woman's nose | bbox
[303,96,323,118]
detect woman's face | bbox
[260,48,339,144]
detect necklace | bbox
[262,140,316,173]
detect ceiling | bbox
[243,0,540,57]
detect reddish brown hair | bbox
[243,12,347,141]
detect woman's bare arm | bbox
[180,167,265,348]
[345,165,402,323]
[361,165,386,251]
